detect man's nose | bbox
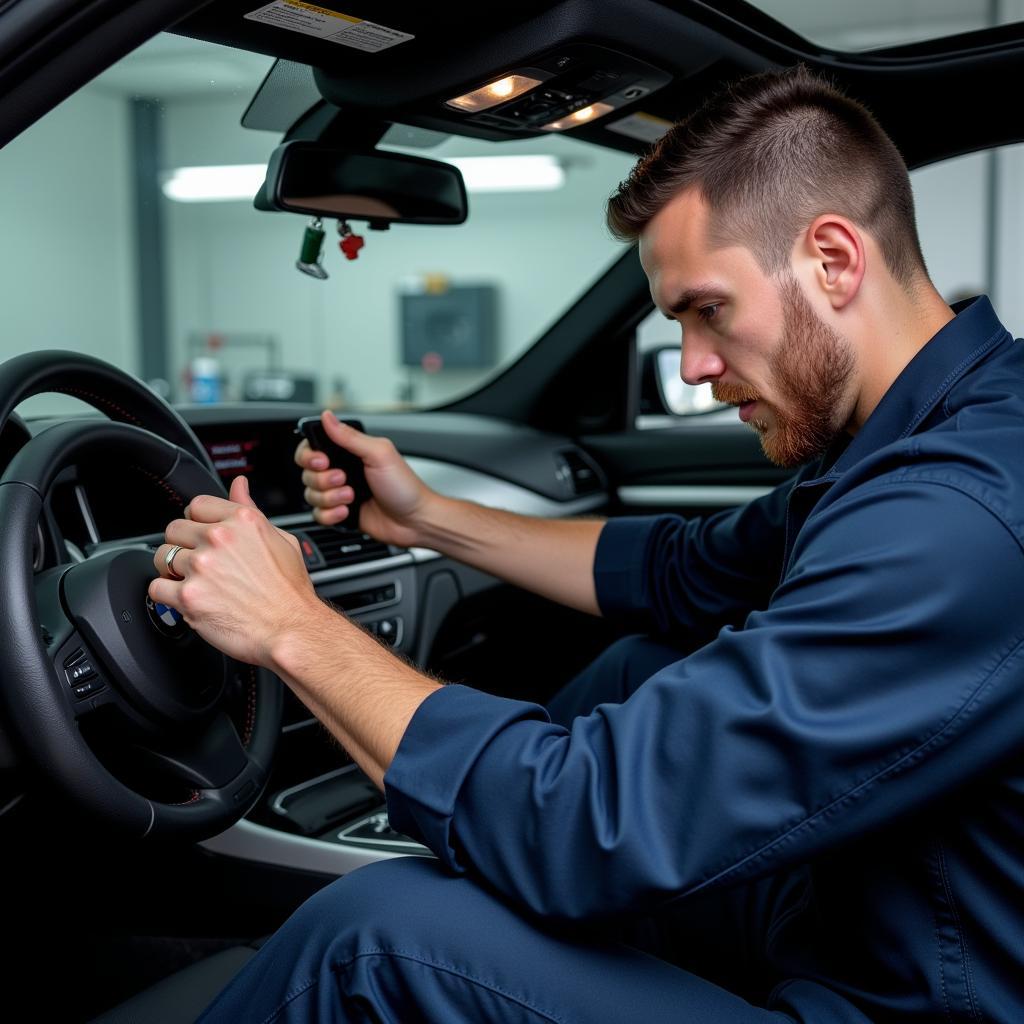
[680,336,726,386]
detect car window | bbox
[0,33,636,418]
[633,141,1024,427]
[741,0,1021,51]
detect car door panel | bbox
[582,421,794,517]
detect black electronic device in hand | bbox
[296,416,372,531]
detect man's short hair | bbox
[606,66,927,289]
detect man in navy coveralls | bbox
[152,67,1024,1021]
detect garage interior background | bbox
[2,0,1022,418]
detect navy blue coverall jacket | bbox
[385,295,1024,1022]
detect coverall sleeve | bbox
[385,480,1024,919]
[593,475,796,644]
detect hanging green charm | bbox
[296,218,328,279]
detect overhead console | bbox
[436,45,671,136]
[205,1,700,146]
[308,37,674,143]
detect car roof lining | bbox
[3,0,1024,165]
[169,0,1024,169]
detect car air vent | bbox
[553,448,604,498]
[302,527,392,570]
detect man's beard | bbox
[712,276,856,468]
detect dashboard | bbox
[0,403,607,567]
[0,403,606,868]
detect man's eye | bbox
[697,304,720,322]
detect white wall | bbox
[911,153,988,305]
[994,144,1024,338]
[161,95,635,409]
[4,20,1022,423]
[0,87,136,417]
[907,145,1024,337]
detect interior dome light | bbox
[446,74,543,113]
[542,101,615,132]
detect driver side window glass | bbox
[632,141,1024,430]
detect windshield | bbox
[1,33,635,418]
[745,0,1018,52]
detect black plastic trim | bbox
[0,0,214,149]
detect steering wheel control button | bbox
[68,661,96,683]
[73,679,101,700]
[63,649,97,686]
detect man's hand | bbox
[294,410,439,547]
[149,475,321,667]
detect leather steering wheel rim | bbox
[0,349,218,476]
[0,356,282,840]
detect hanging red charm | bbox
[338,220,365,260]
[339,232,364,260]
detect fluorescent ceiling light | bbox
[161,164,267,202]
[444,155,564,192]
[161,153,564,203]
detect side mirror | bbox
[640,346,726,416]
[254,141,468,226]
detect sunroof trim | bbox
[739,0,1022,55]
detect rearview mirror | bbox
[254,141,468,226]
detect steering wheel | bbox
[0,351,282,840]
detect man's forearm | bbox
[267,497,605,785]
[270,599,440,789]
[412,495,606,616]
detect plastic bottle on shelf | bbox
[190,356,221,404]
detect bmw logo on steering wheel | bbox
[146,595,188,639]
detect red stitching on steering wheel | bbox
[242,664,258,747]
[130,465,185,510]
[53,386,145,426]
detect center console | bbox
[269,763,431,857]
[216,548,436,868]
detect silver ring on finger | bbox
[164,544,185,581]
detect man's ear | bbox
[799,215,865,310]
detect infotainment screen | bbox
[199,422,308,517]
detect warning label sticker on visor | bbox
[244,1,414,52]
